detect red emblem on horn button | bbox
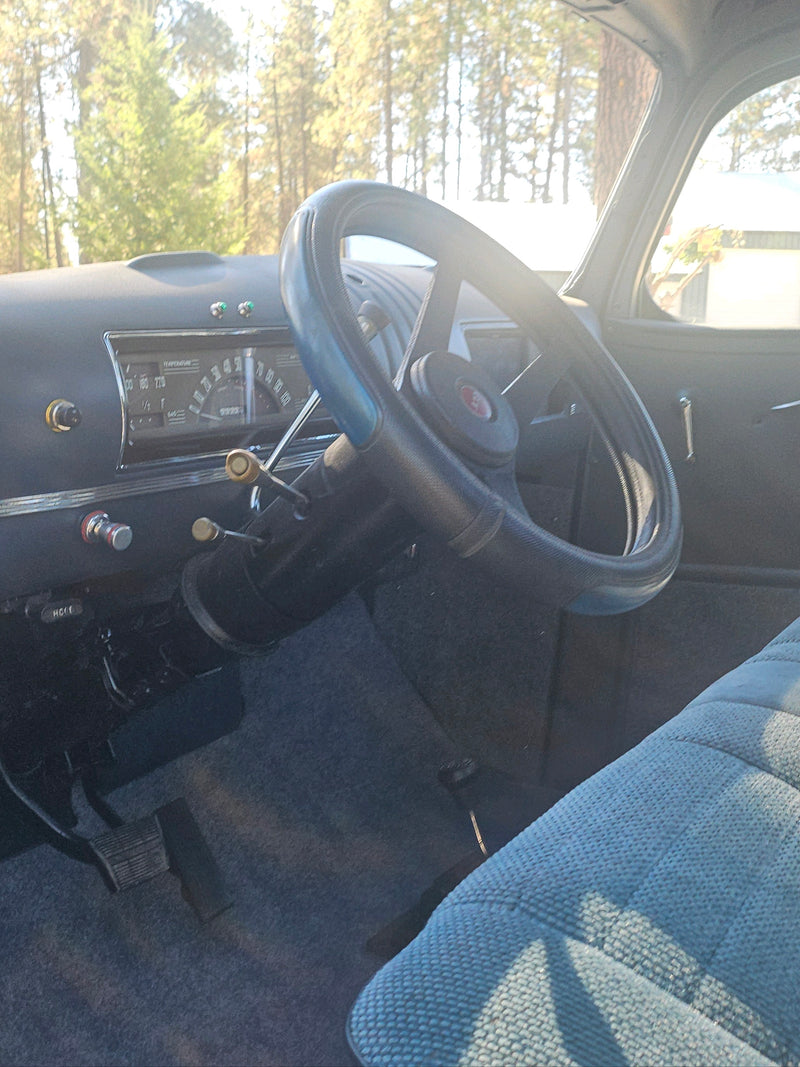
[458,382,493,421]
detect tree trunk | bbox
[455,40,463,198]
[271,69,289,235]
[594,30,656,213]
[300,94,309,199]
[561,43,572,204]
[440,0,452,198]
[542,47,564,204]
[76,36,96,262]
[528,89,542,201]
[17,67,26,273]
[383,0,393,184]
[497,60,509,201]
[242,29,251,246]
[36,52,64,267]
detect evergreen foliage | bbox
[73,8,242,261]
[1,0,750,270]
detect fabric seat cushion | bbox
[348,617,800,1066]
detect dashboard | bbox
[0,246,596,773]
[0,250,527,605]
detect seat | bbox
[348,617,800,1066]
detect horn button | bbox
[409,350,519,468]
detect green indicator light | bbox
[219,302,227,311]
[246,301,254,310]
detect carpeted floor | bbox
[370,534,563,781]
[0,597,476,1066]
[3,568,794,1065]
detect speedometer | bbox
[194,376,280,425]
[186,349,291,427]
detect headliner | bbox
[564,0,800,76]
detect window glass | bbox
[1,2,655,279]
[647,76,800,327]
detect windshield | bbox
[2,0,655,281]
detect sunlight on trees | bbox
[74,9,243,261]
[0,0,667,270]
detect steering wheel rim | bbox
[280,180,681,614]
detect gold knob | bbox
[225,449,261,484]
[191,517,222,543]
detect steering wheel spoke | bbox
[502,345,573,422]
[395,260,464,388]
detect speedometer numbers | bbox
[186,350,291,427]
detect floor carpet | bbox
[0,597,475,1066]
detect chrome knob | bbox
[81,510,133,551]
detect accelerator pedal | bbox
[157,798,232,922]
[90,798,232,922]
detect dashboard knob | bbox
[225,448,260,484]
[191,515,267,548]
[46,399,82,432]
[209,301,227,319]
[191,516,222,543]
[81,510,133,551]
[238,301,254,318]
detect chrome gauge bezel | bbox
[104,328,323,469]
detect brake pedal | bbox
[0,746,231,921]
[90,815,170,892]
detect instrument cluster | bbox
[107,329,322,464]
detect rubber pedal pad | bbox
[156,798,233,922]
[90,815,170,892]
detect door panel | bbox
[603,318,800,573]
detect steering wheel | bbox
[279,180,681,614]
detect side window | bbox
[646,76,800,327]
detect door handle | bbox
[679,395,696,463]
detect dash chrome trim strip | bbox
[0,448,326,519]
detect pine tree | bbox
[73,8,242,262]
[321,0,384,181]
[0,0,63,273]
[716,77,800,173]
[250,0,328,251]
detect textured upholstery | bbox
[348,618,800,1066]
